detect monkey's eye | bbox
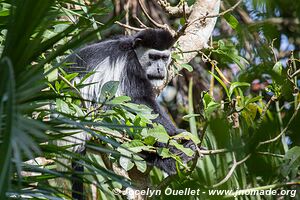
[149,53,160,60]
[162,55,169,60]
[149,54,169,61]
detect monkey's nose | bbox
[157,68,160,73]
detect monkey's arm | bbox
[133,97,196,174]
[134,97,183,135]
[152,105,186,136]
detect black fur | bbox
[67,29,195,199]
[72,151,85,200]
[134,29,175,50]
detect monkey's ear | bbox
[132,38,142,48]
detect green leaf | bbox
[106,96,131,104]
[180,63,193,72]
[0,58,15,197]
[205,101,220,118]
[118,142,150,172]
[169,140,194,157]
[64,73,79,82]
[281,146,300,178]
[124,103,153,113]
[123,140,144,148]
[133,155,147,173]
[171,53,181,60]
[188,77,197,136]
[99,81,119,102]
[143,136,156,146]
[119,156,134,171]
[213,40,249,69]
[123,102,158,124]
[228,82,250,98]
[54,80,61,92]
[0,6,9,17]
[245,96,263,105]
[203,93,214,108]
[142,125,169,143]
[117,143,134,171]
[122,140,155,153]
[157,148,172,159]
[56,99,71,114]
[242,103,258,126]
[273,61,283,76]
[180,17,186,26]
[209,71,230,98]
[71,103,84,117]
[182,113,200,120]
[172,131,200,145]
[224,13,239,30]
[44,63,58,82]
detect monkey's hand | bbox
[169,139,197,164]
[171,128,198,161]
[152,138,197,175]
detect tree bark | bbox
[177,0,220,64]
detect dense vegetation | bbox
[0,0,299,199]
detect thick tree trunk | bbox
[177,0,220,63]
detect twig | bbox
[84,104,103,118]
[115,21,144,31]
[173,0,193,39]
[258,95,277,124]
[209,63,215,97]
[182,1,187,22]
[256,151,284,158]
[125,0,132,35]
[275,98,288,152]
[252,17,300,26]
[257,102,300,147]
[212,153,251,187]
[157,0,192,17]
[206,0,242,19]
[189,0,242,27]
[90,127,131,142]
[133,16,148,28]
[138,0,166,29]
[199,148,229,155]
[269,38,278,62]
[58,73,87,109]
[287,53,300,111]
[290,68,300,78]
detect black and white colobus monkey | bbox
[67,29,196,199]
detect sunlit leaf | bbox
[229,82,250,98]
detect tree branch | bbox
[168,0,220,81]
[115,21,144,31]
[257,101,300,147]
[157,0,192,17]
[138,0,167,29]
[212,153,251,188]
[189,0,242,26]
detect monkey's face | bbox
[135,47,171,88]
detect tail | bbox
[72,150,85,200]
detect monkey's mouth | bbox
[147,74,165,80]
